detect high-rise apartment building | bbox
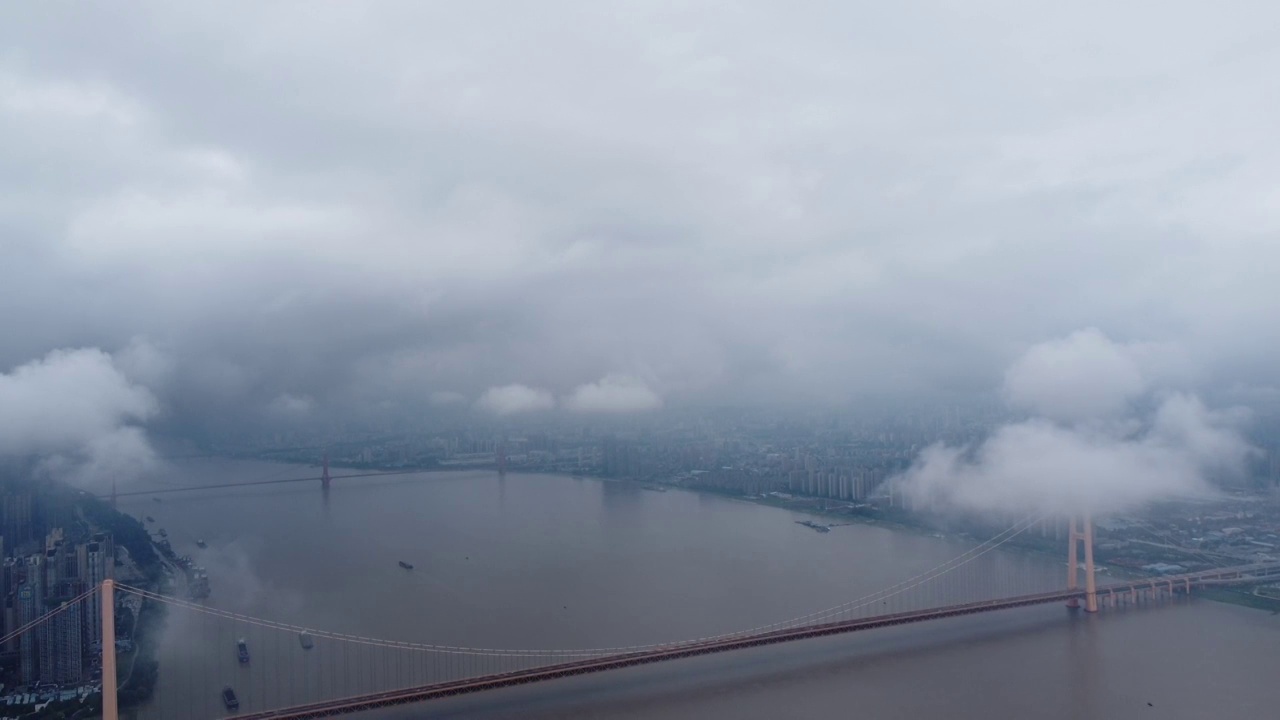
[38,592,84,685]
[78,534,114,647]
[10,531,114,686]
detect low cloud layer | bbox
[563,375,662,414]
[894,331,1253,515]
[1003,329,1149,422]
[0,347,161,487]
[476,384,555,416]
[265,393,315,419]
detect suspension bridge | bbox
[105,456,427,500]
[7,513,1279,719]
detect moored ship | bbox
[188,569,211,600]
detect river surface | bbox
[119,460,1280,719]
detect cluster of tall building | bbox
[595,435,912,503]
[779,450,894,502]
[1,528,114,687]
[601,437,642,478]
[786,467,882,501]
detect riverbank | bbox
[67,489,166,710]
[614,476,1278,610]
[1198,587,1280,612]
[653,480,1064,553]
[0,483,167,718]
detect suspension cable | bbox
[114,511,1047,659]
[0,583,99,648]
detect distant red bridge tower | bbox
[497,443,507,476]
[321,453,331,491]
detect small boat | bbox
[153,497,162,503]
[196,539,207,548]
[145,516,155,523]
[299,632,314,649]
[222,686,239,710]
[237,638,250,663]
[398,561,414,570]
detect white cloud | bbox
[0,347,160,487]
[266,393,315,418]
[896,331,1253,516]
[563,374,662,413]
[112,336,174,390]
[476,384,555,416]
[896,401,1248,516]
[1002,328,1148,422]
[46,426,158,489]
[0,348,157,453]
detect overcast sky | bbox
[3,1,1279,436]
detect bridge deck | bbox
[227,564,1280,720]
[228,588,1084,720]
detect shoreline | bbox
[142,460,1280,618]
[604,475,1280,613]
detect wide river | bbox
[119,460,1280,719]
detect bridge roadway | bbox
[229,587,1089,720]
[227,562,1280,720]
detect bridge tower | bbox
[1066,513,1099,612]
[497,443,507,476]
[321,453,331,491]
[101,579,118,720]
[110,479,117,509]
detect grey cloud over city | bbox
[2,0,1279,453]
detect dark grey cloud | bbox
[2,0,1279,441]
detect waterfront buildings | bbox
[3,530,114,687]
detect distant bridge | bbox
[105,468,442,499]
